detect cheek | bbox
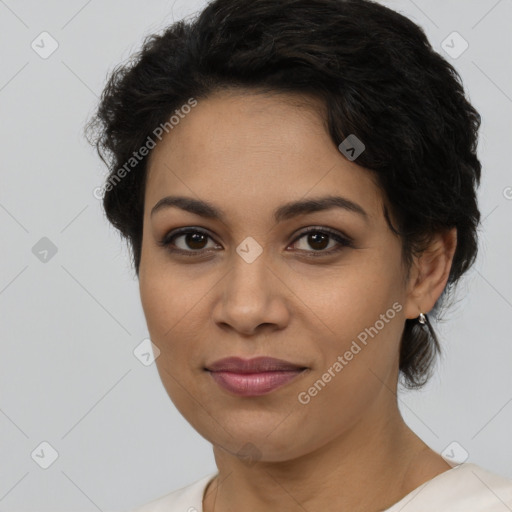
[138,260,215,375]
[140,274,195,344]
[292,254,404,339]
[294,304,404,442]
[299,250,406,384]
[139,268,208,416]
[139,240,202,338]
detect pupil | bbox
[309,232,328,250]
[187,233,207,249]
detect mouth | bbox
[205,356,309,396]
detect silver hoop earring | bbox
[418,312,426,325]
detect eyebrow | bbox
[150,195,369,223]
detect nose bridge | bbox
[213,237,289,333]
[228,239,272,302]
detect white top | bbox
[130,462,512,512]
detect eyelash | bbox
[157,226,354,258]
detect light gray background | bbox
[1,0,511,510]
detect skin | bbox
[138,89,457,512]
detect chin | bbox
[203,419,311,462]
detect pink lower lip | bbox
[208,370,305,396]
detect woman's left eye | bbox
[158,226,353,257]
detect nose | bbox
[210,249,291,336]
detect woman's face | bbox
[139,90,419,462]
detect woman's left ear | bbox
[403,227,457,320]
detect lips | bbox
[205,356,308,396]
[206,356,307,373]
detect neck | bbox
[203,402,451,512]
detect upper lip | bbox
[206,356,307,373]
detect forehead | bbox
[147,90,329,174]
[145,90,383,223]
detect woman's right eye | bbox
[158,228,220,256]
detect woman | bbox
[86,0,512,510]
